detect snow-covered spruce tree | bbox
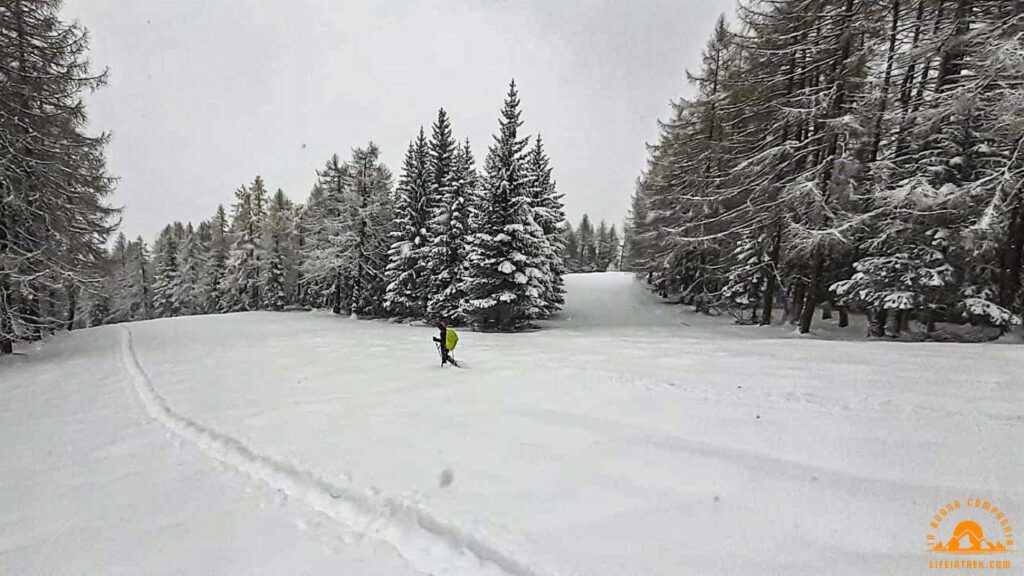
[525,135,566,312]
[607,225,621,270]
[171,223,205,315]
[576,214,596,272]
[832,240,956,336]
[460,81,555,329]
[423,109,457,321]
[151,225,180,318]
[108,233,132,323]
[426,117,478,323]
[223,178,267,311]
[262,189,294,310]
[595,220,612,272]
[719,232,769,323]
[0,0,117,353]
[204,204,230,312]
[441,139,478,312]
[384,130,433,318]
[126,237,152,321]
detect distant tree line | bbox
[623,1,1024,339]
[562,214,621,273]
[62,81,567,341]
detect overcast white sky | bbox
[63,0,735,242]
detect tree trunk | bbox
[800,0,854,335]
[760,275,776,326]
[65,284,77,331]
[799,249,826,334]
[912,0,946,111]
[838,307,850,328]
[332,271,342,315]
[0,278,12,355]
[760,223,782,326]
[869,0,902,164]
[894,0,927,157]
[869,308,887,337]
[934,0,971,94]
[924,308,936,333]
[789,281,806,325]
[888,310,908,336]
[23,290,41,341]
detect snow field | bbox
[2,272,1022,575]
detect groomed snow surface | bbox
[2,272,1022,575]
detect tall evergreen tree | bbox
[461,80,554,329]
[595,220,611,271]
[384,131,433,318]
[0,0,117,353]
[607,225,621,270]
[525,135,566,311]
[297,183,333,309]
[423,108,456,320]
[109,233,133,323]
[621,180,650,273]
[576,214,596,272]
[172,223,205,315]
[151,225,180,318]
[301,147,394,317]
[436,139,478,317]
[301,158,350,313]
[344,143,394,317]
[262,189,294,310]
[426,113,476,323]
[205,205,230,312]
[223,178,266,311]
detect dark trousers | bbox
[434,338,453,365]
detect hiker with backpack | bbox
[432,321,459,367]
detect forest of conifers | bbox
[4,0,1022,354]
[622,0,1024,339]
[0,0,578,353]
[64,84,571,335]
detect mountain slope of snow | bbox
[2,272,1022,575]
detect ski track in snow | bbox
[119,326,541,576]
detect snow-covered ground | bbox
[2,272,1022,575]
